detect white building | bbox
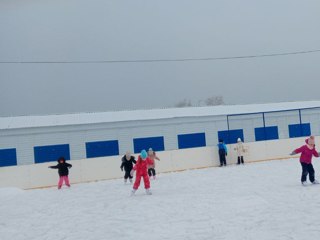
[1,101,320,168]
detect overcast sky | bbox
[1,0,320,117]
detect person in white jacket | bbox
[234,138,245,164]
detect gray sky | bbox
[1,0,320,117]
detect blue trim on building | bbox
[178,132,206,149]
[0,148,17,167]
[86,140,119,158]
[255,126,279,141]
[218,129,244,144]
[133,136,165,153]
[289,123,311,138]
[34,144,70,163]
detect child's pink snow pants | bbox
[58,176,70,189]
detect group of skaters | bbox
[48,135,320,193]
[120,148,160,195]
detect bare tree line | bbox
[174,96,224,108]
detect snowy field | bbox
[1,159,320,240]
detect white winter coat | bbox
[235,142,245,157]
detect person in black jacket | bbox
[120,151,136,184]
[49,157,72,189]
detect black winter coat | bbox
[120,156,136,172]
[49,162,72,176]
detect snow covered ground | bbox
[1,159,320,240]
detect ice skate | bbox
[129,179,133,184]
[146,189,152,195]
[312,179,319,184]
[130,189,136,196]
[301,181,308,186]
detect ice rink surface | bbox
[1,159,320,240]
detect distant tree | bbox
[174,99,192,108]
[205,96,224,106]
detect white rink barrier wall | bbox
[0,137,313,189]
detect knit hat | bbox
[58,157,66,163]
[237,138,242,142]
[140,150,148,159]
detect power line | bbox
[0,49,320,64]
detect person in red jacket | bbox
[130,150,153,195]
[291,136,320,185]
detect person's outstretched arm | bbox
[48,164,58,169]
[290,146,304,155]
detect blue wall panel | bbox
[178,132,206,149]
[86,140,119,158]
[133,136,165,153]
[0,148,17,167]
[34,144,70,163]
[301,123,311,137]
[255,126,279,141]
[289,123,311,138]
[218,129,244,144]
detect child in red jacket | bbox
[130,150,153,195]
[291,136,320,185]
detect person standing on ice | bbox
[234,138,245,164]
[147,148,160,180]
[120,151,136,184]
[290,136,320,185]
[217,139,228,166]
[48,157,72,189]
[130,150,153,195]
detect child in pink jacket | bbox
[130,150,153,196]
[291,136,320,185]
[147,148,160,180]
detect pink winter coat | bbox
[133,156,153,175]
[294,140,319,164]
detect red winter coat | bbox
[294,140,319,164]
[133,156,153,175]
[133,156,152,190]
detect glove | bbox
[290,152,296,156]
[120,167,123,171]
[130,170,135,177]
